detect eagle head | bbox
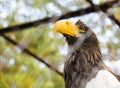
[53,20,102,64]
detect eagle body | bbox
[53,20,120,88]
[64,32,120,88]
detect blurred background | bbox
[0,0,120,88]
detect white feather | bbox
[85,70,120,88]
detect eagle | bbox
[53,20,120,88]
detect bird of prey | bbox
[53,20,120,88]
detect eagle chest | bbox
[64,51,96,88]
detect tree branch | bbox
[108,14,120,27]
[1,34,63,77]
[87,0,120,27]
[0,0,118,34]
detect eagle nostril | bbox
[66,22,69,25]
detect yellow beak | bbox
[53,20,80,37]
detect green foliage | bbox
[0,24,65,87]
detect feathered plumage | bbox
[53,20,120,88]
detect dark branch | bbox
[1,34,63,77]
[108,15,120,27]
[0,0,118,34]
[87,0,120,27]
